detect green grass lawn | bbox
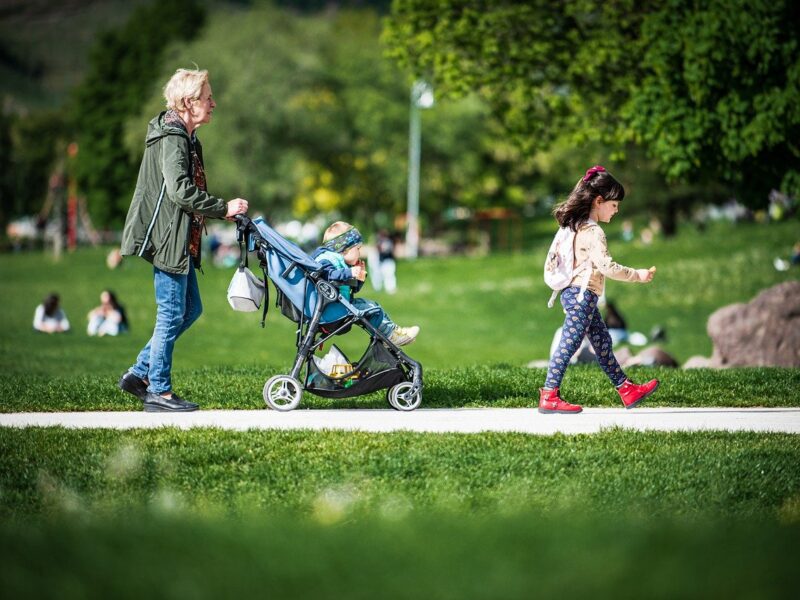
[1,219,798,379]
[3,427,799,519]
[1,427,799,597]
[2,219,799,596]
[2,365,799,412]
[1,218,797,411]
[3,510,797,599]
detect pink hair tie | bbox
[583,165,606,182]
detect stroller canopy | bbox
[251,217,349,324]
[252,217,321,272]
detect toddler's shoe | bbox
[617,378,659,409]
[538,387,583,414]
[389,325,420,346]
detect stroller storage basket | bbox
[305,339,407,399]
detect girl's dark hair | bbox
[553,167,625,231]
[105,290,128,328]
[43,293,60,317]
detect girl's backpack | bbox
[543,226,591,308]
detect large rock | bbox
[707,281,800,367]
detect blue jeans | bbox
[545,287,627,389]
[130,264,202,394]
[352,298,395,337]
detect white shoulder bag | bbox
[227,266,265,312]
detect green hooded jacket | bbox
[121,112,227,274]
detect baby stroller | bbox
[233,215,423,411]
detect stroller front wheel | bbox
[264,375,302,411]
[387,382,422,411]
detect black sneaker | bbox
[119,371,148,401]
[143,392,199,412]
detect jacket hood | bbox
[145,111,190,147]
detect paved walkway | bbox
[1,408,799,435]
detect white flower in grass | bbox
[106,443,142,480]
[312,485,358,525]
[151,489,184,514]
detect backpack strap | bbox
[576,262,592,299]
[575,223,595,299]
[547,289,560,309]
[546,227,593,308]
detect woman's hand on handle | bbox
[225,198,249,220]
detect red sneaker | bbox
[617,379,659,409]
[538,388,583,414]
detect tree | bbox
[128,5,548,230]
[2,111,67,227]
[0,112,12,231]
[384,0,800,209]
[70,0,205,228]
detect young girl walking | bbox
[540,165,659,414]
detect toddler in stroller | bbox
[234,215,423,412]
[312,221,420,347]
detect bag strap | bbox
[237,227,249,269]
[547,289,560,309]
[260,259,269,328]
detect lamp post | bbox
[406,80,434,260]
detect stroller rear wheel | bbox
[386,382,422,411]
[264,375,302,411]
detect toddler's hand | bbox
[351,263,367,281]
[636,266,656,283]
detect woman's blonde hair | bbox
[163,68,209,111]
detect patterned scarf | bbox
[187,147,206,259]
[322,227,363,253]
[164,110,205,259]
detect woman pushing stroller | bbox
[540,166,659,414]
[312,221,420,347]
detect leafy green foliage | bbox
[70,0,205,227]
[384,0,800,205]
[0,110,67,224]
[126,6,550,225]
[622,0,800,202]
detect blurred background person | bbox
[773,241,800,271]
[375,229,397,294]
[621,219,634,242]
[33,293,70,333]
[87,290,128,337]
[604,300,628,345]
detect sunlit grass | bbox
[1,220,797,381]
[2,427,799,519]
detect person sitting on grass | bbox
[312,221,419,346]
[539,165,660,414]
[87,290,128,337]
[33,293,70,334]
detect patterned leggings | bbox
[544,286,627,389]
